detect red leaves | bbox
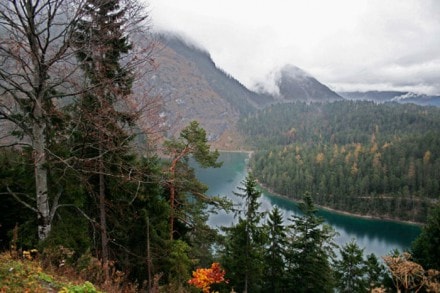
[188,262,227,293]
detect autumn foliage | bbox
[188,262,227,293]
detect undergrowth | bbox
[0,252,101,293]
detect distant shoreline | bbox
[219,150,423,227]
[257,179,423,227]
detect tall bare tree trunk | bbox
[27,0,51,241]
[33,116,51,240]
[146,217,153,292]
[31,36,51,241]
[169,174,175,241]
[99,147,109,282]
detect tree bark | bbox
[146,216,152,292]
[99,146,109,282]
[33,117,51,240]
[168,146,190,240]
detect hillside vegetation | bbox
[0,252,101,293]
[239,101,440,223]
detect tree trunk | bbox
[146,217,153,292]
[33,99,51,241]
[168,147,190,240]
[99,151,109,282]
[169,176,175,240]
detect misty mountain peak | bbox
[279,65,312,80]
[275,64,342,103]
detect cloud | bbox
[148,0,440,95]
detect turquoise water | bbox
[193,152,421,257]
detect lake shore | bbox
[216,149,423,226]
[256,180,424,227]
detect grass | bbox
[0,252,101,293]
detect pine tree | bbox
[334,240,368,293]
[163,120,222,240]
[264,206,288,292]
[222,174,266,293]
[411,203,440,270]
[364,253,387,291]
[286,194,336,292]
[71,0,137,280]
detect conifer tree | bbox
[365,253,387,291]
[163,120,222,240]
[222,174,266,293]
[334,240,368,293]
[411,204,440,270]
[286,194,336,292]
[264,206,288,292]
[71,0,142,280]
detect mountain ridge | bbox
[339,91,440,107]
[147,33,344,148]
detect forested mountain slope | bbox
[239,101,440,223]
[145,34,273,148]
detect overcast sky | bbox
[148,0,440,95]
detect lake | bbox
[193,151,421,257]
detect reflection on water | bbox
[193,152,421,257]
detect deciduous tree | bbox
[0,0,90,241]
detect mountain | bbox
[163,35,274,112]
[145,34,273,149]
[275,65,343,102]
[339,91,440,107]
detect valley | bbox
[150,33,440,224]
[2,2,440,291]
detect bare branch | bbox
[5,186,38,213]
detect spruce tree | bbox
[264,206,288,292]
[411,203,440,270]
[222,174,266,293]
[334,240,368,293]
[71,0,137,280]
[286,194,336,292]
[365,253,387,291]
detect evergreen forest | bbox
[239,101,440,223]
[1,0,440,292]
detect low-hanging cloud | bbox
[149,0,440,95]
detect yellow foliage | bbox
[382,142,392,150]
[315,152,325,165]
[423,150,431,165]
[372,153,381,169]
[345,152,352,164]
[351,162,359,176]
[370,142,378,154]
[354,143,362,160]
